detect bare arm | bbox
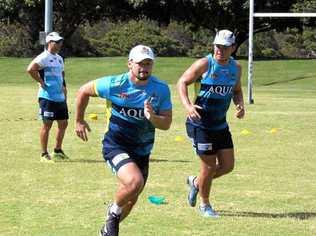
[62,71,67,99]
[233,62,245,119]
[144,100,172,130]
[75,81,97,141]
[177,58,208,120]
[26,60,45,88]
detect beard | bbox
[137,71,150,81]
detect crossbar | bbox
[254,13,316,17]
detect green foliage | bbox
[83,20,215,58]
[292,0,316,12]
[275,27,316,58]
[0,22,40,57]
[1,17,315,59]
[86,19,185,57]
[163,21,214,57]
[2,0,314,56]
[302,29,316,55]
[252,31,282,58]
[237,27,316,59]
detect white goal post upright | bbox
[247,0,316,104]
[45,0,53,34]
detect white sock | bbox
[110,203,122,215]
[200,203,209,208]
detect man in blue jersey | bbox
[27,32,69,163]
[75,45,172,236]
[177,30,245,218]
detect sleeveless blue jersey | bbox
[187,54,239,130]
[94,72,172,156]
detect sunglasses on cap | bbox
[51,39,63,43]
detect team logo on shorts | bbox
[197,143,213,151]
[43,111,54,117]
[112,153,129,166]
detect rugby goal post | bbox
[247,0,316,104]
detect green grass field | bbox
[0,57,315,236]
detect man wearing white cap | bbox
[27,32,69,162]
[177,30,245,217]
[75,45,172,235]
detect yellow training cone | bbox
[175,136,185,142]
[240,129,251,135]
[270,128,278,134]
[88,113,98,120]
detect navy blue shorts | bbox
[103,149,150,183]
[38,98,69,121]
[186,123,233,155]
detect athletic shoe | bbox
[187,176,199,207]
[51,149,69,160]
[40,153,54,163]
[100,206,120,236]
[199,204,220,218]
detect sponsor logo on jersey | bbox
[211,73,218,79]
[210,70,236,80]
[220,69,230,77]
[147,93,157,104]
[119,107,145,119]
[203,85,233,97]
[119,92,129,99]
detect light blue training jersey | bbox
[187,54,239,130]
[34,50,65,102]
[94,72,172,156]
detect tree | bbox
[127,0,315,57]
[0,0,135,54]
[1,0,314,56]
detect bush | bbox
[0,23,40,57]
[163,21,214,57]
[84,19,185,57]
[1,19,315,58]
[64,28,98,57]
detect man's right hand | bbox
[186,104,202,121]
[75,120,91,141]
[39,80,46,89]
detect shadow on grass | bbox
[55,158,191,164]
[57,159,105,163]
[262,75,314,86]
[150,158,191,163]
[220,210,316,220]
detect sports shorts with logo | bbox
[103,148,150,183]
[38,98,69,121]
[186,122,233,155]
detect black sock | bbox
[41,152,48,157]
[54,149,63,153]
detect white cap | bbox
[46,32,63,43]
[128,45,155,63]
[213,30,235,46]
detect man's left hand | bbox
[235,104,245,119]
[144,100,154,121]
